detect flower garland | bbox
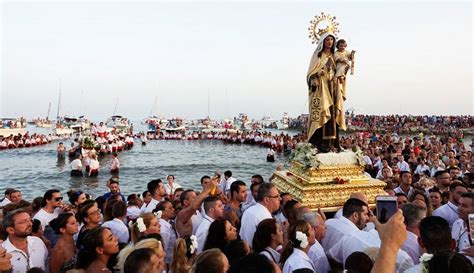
[295,231,309,248]
[289,143,320,169]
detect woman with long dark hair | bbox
[75,227,119,273]
[49,212,79,273]
[253,218,284,267]
[203,219,237,251]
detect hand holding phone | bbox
[376,196,398,224]
[468,214,474,243]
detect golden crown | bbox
[308,12,340,44]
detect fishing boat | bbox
[0,118,27,137]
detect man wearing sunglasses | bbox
[32,189,63,230]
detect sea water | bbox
[0,124,289,200]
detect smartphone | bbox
[376,196,398,224]
[468,214,474,242]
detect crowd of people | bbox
[1,115,474,273]
[0,144,473,273]
[288,114,474,137]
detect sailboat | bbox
[54,80,89,135]
[143,97,168,132]
[106,98,131,132]
[36,102,54,128]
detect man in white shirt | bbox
[405,216,460,273]
[195,196,225,253]
[322,198,371,252]
[33,189,63,230]
[401,203,426,264]
[397,154,411,172]
[241,176,262,212]
[327,199,413,269]
[156,200,177,267]
[394,171,415,199]
[8,190,22,204]
[175,178,217,237]
[433,181,467,228]
[141,179,167,213]
[414,158,430,176]
[301,211,331,273]
[451,192,474,264]
[240,183,280,245]
[70,154,83,177]
[164,174,181,195]
[2,209,49,273]
[101,201,129,243]
[220,170,237,196]
[0,188,15,207]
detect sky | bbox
[1,0,472,121]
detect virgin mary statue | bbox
[306,31,346,153]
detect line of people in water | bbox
[0,133,69,150]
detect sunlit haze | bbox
[1,1,472,121]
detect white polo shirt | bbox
[239,203,272,245]
[2,236,48,273]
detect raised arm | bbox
[176,178,217,226]
[371,210,407,273]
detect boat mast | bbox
[46,102,51,120]
[113,98,119,116]
[207,89,210,120]
[56,78,62,122]
[149,96,158,117]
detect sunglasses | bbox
[53,197,63,201]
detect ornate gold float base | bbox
[272,160,386,212]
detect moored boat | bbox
[0,118,27,137]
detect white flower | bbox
[154,210,163,219]
[136,217,147,233]
[189,235,198,254]
[419,253,433,273]
[419,253,433,263]
[295,231,309,248]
